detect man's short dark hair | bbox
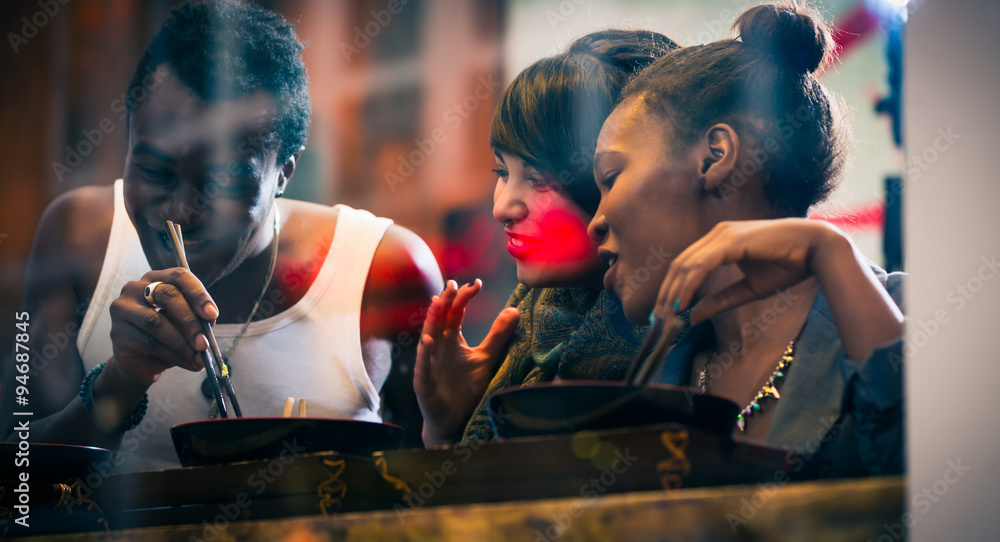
[125,0,310,164]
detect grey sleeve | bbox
[840,271,906,475]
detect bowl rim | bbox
[485,380,741,439]
[0,441,112,454]
[487,380,739,408]
[169,417,405,433]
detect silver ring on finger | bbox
[144,281,164,311]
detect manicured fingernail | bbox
[649,311,656,325]
[673,299,680,312]
[466,279,477,288]
[195,333,210,351]
[204,303,219,319]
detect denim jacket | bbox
[656,265,905,477]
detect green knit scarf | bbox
[461,283,647,443]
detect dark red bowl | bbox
[170,417,405,467]
[0,442,112,483]
[487,381,740,440]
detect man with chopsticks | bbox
[0,0,443,472]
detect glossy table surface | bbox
[7,424,903,540]
[27,475,904,541]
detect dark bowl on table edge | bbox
[487,381,740,440]
[170,417,405,467]
[1,442,112,483]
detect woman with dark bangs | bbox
[415,30,679,446]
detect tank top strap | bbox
[309,204,393,313]
[76,179,150,366]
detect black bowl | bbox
[487,381,740,440]
[0,442,112,483]
[170,417,405,467]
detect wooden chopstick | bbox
[282,397,307,417]
[165,220,243,418]
[630,316,686,386]
[168,223,189,270]
[624,317,665,383]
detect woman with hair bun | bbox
[588,2,904,476]
[416,30,679,447]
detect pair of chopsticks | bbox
[625,315,687,386]
[283,397,307,417]
[165,220,243,418]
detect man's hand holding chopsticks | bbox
[108,267,219,386]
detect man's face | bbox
[123,65,285,286]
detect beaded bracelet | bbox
[79,362,149,432]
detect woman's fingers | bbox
[437,280,458,332]
[445,279,482,335]
[659,224,720,313]
[653,224,739,319]
[422,295,446,339]
[654,249,699,319]
[673,247,730,316]
[417,279,471,375]
[479,307,520,362]
[689,279,758,325]
[417,283,512,399]
[422,280,460,339]
[414,334,435,393]
[653,271,675,321]
[653,220,826,324]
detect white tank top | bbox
[76,180,392,472]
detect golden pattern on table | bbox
[317,458,348,515]
[71,480,111,534]
[656,429,692,490]
[374,456,413,503]
[0,480,110,534]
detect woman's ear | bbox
[697,124,739,194]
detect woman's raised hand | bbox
[653,219,822,323]
[414,279,520,447]
[108,268,218,387]
[652,218,903,362]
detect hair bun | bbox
[734,2,833,76]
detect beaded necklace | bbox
[699,335,798,432]
[203,208,280,414]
